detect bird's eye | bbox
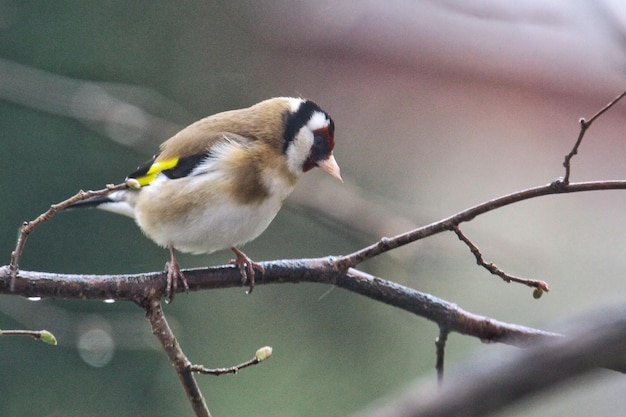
[313,134,329,155]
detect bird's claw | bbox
[229,247,264,293]
[164,258,189,303]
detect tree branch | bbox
[434,327,449,387]
[451,224,548,296]
[339,268,558,347]
[0,328,58,345]
[562,90,626,183]
[189,346,273,376]
[8,182,127,290]
[0,262,559,349]
[143,298,211,417]
[336,180,626,293]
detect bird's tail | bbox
[65,190,136,218]
[66,196,115,210]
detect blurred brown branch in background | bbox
[355,304,626,417]
[0,58,186,148]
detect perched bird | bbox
[70,97,342,301]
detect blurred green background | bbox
[1,2,625,416]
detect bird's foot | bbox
[229,247,264,293]
[164,256,189,303]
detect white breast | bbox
[171,196,286,254]
[133,172,294,255]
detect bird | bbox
[68,97,342,302]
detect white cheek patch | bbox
[286,126,314,175]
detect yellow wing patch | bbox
[135,158,179,186]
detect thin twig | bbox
[9,183,127,290]
[562,89,626,183]
[0,329,57,345]
[451,225,549,294]
[143,298,211,417]
[434,328,449,387]
[190,346,273,376]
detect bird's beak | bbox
[317,153,343,182]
